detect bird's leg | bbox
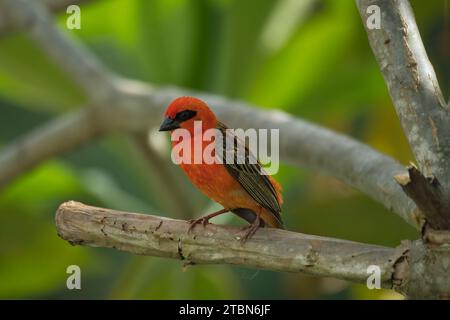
[188,208,229,232]
[240,211,263,243]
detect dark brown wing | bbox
[216,122,283,227]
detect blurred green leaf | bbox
[212,0,276,96]
[0,35,84,112]
[0,162,90,298]
[0,161,85,214]
[246,0,357,110]
[135,0,201,85]
[140,260,242,299]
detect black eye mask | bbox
[174,110,197,122]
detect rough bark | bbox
[356,0,449,188]
[395,165,450,230]
[356,0,450,299]
[56,201,408,288]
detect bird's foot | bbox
[187,208,229,233]
[187,216,210,232]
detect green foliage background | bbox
[0,0,448,299]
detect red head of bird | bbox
[159,96,217,135]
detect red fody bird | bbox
[159,96,284,240]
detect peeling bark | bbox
[394,165,450,230]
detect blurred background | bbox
[0,0,448,299]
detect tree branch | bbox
[354,1,450,299]
[356,0,450,189]
[56,201,408,288]
[0,0,118,101]
[0,107,108,188]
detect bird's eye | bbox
[175,110,197,122]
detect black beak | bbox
[159,117,180,131]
